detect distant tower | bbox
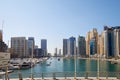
[0,21,8,52]
[78,36,86,57]
[59,49,61,56]
[0,30,3,41]
[54,48,57,56]
[86,31,90,57]
[68,36,76,56]
[63,39,68,56]
[41,39,47,56]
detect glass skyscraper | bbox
[68,36,76,56]
[41,39,47,56]
[78,36,86,57]
[63,39,68,56]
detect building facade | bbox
[11,37,26,58]
[68,36,76,56]
[86,31,90,57]
[104,26,115,58]
[41,39,47,56]
[0,30,2,41]
[63,39,68,56]
[89,38,96,55]
[34,48,44,58]
[86,28,98,57]
[26,37,34,58]
[78,36,86,57]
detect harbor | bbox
[1,57,120,80]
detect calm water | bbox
[8,57,120,78]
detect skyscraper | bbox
[90,28,98,55]
[54,48,57,56]
[78,36,86,57]
[90,37,96,55]
[113,27,120,59]
[98,32,104,55]
[63,39,68,56]
[11,37,26,58]
[41,39,47,56]
[86,28,98,57]
[104,26,115,58]
[68,36,76,56]
[59,49,61,56]
[86,31,90,57]
[0,30,2,41]
[0,30,8,52]
[26,37,35,58]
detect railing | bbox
[1,72,120,80]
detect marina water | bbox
[8,57,120,78]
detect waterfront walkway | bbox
[10,77,120,80]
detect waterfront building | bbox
[0,30,8,52]
[11,37,26,58]
[104,26,115,58]
[113,27,120,59]
[98,32,104,56]
[41,39,47,56]
[54,48,57,57]
[34,48,44,58]
[68,36,76,56]
[26,37,35,58]
[86,28,98,57]
[90,28,98,55]
[28,37,35,49]
[86,31,90,57]
[58,49,61,56]
[63,39,68,56]
[78,36,86,57]
[89,38,96,55]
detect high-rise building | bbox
[11,37,26,58]
[90,38,96,55]
[63,39,68,56]
[0,30,3,41]
[86,31,90,57]
[59,49,61,56]
[68,36,76,56]
[41,39,47,56]
[0,30,8,52]
[34,48,44,58]
[113,27,120,58]
[104,26,115,58]
[28,37,35,48]
[98,32,104,55]
[90,28,98,55]
[54,48,57,56]
[86,28,98,57]
[78,36,86,57]
[26,37,35,58]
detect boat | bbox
[46,63,50,66]
[58,58,60,61]
[20,62,32,69]
[0,70,14,75]
[10,64,20,70]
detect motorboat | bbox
[20,62,31,69]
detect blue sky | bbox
[0,0,120,54]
